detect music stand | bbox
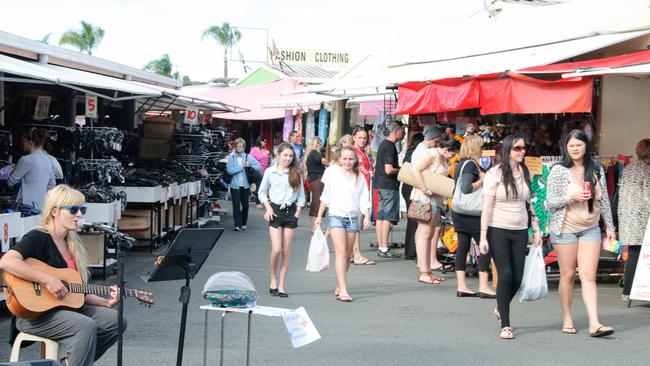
[145,228,223,366]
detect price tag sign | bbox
[85,95,98,118]
[282,306,321,348]
[482,150,496,157]
[184,107,199,124]
[525,157,543,176]
[631,216,650,302]
[33,96,51,120]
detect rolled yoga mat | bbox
[397,162,455,198]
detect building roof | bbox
[267,63,338,83]
[0,30,181,88]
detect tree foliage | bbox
[201,22,242,79]
[59,21,105,55]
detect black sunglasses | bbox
[59,205,87,215]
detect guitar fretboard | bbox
[66,283,138,298]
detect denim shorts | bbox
[551,225,602,244]
[376,189,400,224]
[328,215,359,233]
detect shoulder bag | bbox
[407,200,432,222]
[451,160,482,216]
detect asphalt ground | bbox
[1,204,649,366]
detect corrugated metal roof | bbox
[267,63,338,80]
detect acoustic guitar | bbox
[2,258,155,319]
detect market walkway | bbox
[1,205,649,366]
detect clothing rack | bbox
[78,158,123,171]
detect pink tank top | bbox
[65,257,77,270]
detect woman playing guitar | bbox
[0,185,123,366]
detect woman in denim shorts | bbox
[258,143,305,298]
[314,147,370,302]
[546,129,615,337]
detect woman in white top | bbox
[410,134,459,285]
[258,143,305,298]
[315,147,370,302]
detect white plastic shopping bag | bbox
[306,228,329,272]
[517,245,548,302]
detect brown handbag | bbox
[407,201,432,222]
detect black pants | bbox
[455,231,491,272]
[230,187,250,228]
[402,185,417,259]
[623,245,642,296]
[488,226,528,328]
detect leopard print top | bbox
[617,161,650,246]
[545,164,614,236]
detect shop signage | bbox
[184,107,199,124]
[85,95,98,118]
[631,216,650,302]
[33,96,51,120]
[525,157,543,176]
[272,48,350,65]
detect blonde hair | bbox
[459,135,483,164]
[40,185,89,283]
[234,137,246,148]
[303,137,322,168]
[338,134,353,148]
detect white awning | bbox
[132,82,244,113]
[0,53,161,100]
[563,63,650,78]
[308,29,650,97]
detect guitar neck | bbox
[68,283,138,298]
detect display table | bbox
[113,185,166,251]
[200,304,291,366]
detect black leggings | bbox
[488,226,528,328]
[455,231,491,272]
[623,245,642,296]
[230,187,250,228]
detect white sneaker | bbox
[241,225,247,230]
[234,227,241,232]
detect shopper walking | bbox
[304,137,328,229]
[374,122,405,258]
[8,127,55,212]
[258,143,305,298]
[226,138,262,231]
[546,129,616,337]
[315,146,371,302]
[350,127,375,265]
[410,127,457,284]
[402,132,424,260]
[618,138,650,301]
[250,136,271,208]
[452,135,496,298]
[480,134,542,340]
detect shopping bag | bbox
[517,245,548,302]
[306,228,329,272]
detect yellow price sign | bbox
[525,157,543,176]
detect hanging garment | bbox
[294,109,303,138]
[328,102,341,146]
[370,110,386,154]
[318,107,328,147]
[305,109,316,143]
[283,109,294,142]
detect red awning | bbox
[518,49,650,74]
[478,72,593,114]
[395,72,593,115]
[394,78,480,115]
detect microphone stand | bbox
[90,225,135,366]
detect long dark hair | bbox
[499,134,532,199]
[276,142,302,191]
[561,129,596,212]
[254,136,266,149]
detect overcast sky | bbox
[1,0,649,82]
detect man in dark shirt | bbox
[374,122,405,258]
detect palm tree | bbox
[59,21,105,55]
[201,22,242,79]
[40,33,52,44]
[144,54,176,78]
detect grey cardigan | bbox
[545,164,615,236]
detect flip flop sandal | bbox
[337,295,353,302]
[562,326,577,334]
[590,326,614,338]
[417,272,442,285]
[353,260,376,265]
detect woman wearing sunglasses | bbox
[546,129,615,338]
[479,134,542,340]
[0,185,123,366]
[7,128,55,211]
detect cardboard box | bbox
[119,208,158,240]
[80,233,104,265]
[140,138,171,160]
[143,116,175,139]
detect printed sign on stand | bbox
[85,95,98,118]
[184,107,199,124]
[282,306,320,348]
[33,96,51,120]
[630,216,650,302]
